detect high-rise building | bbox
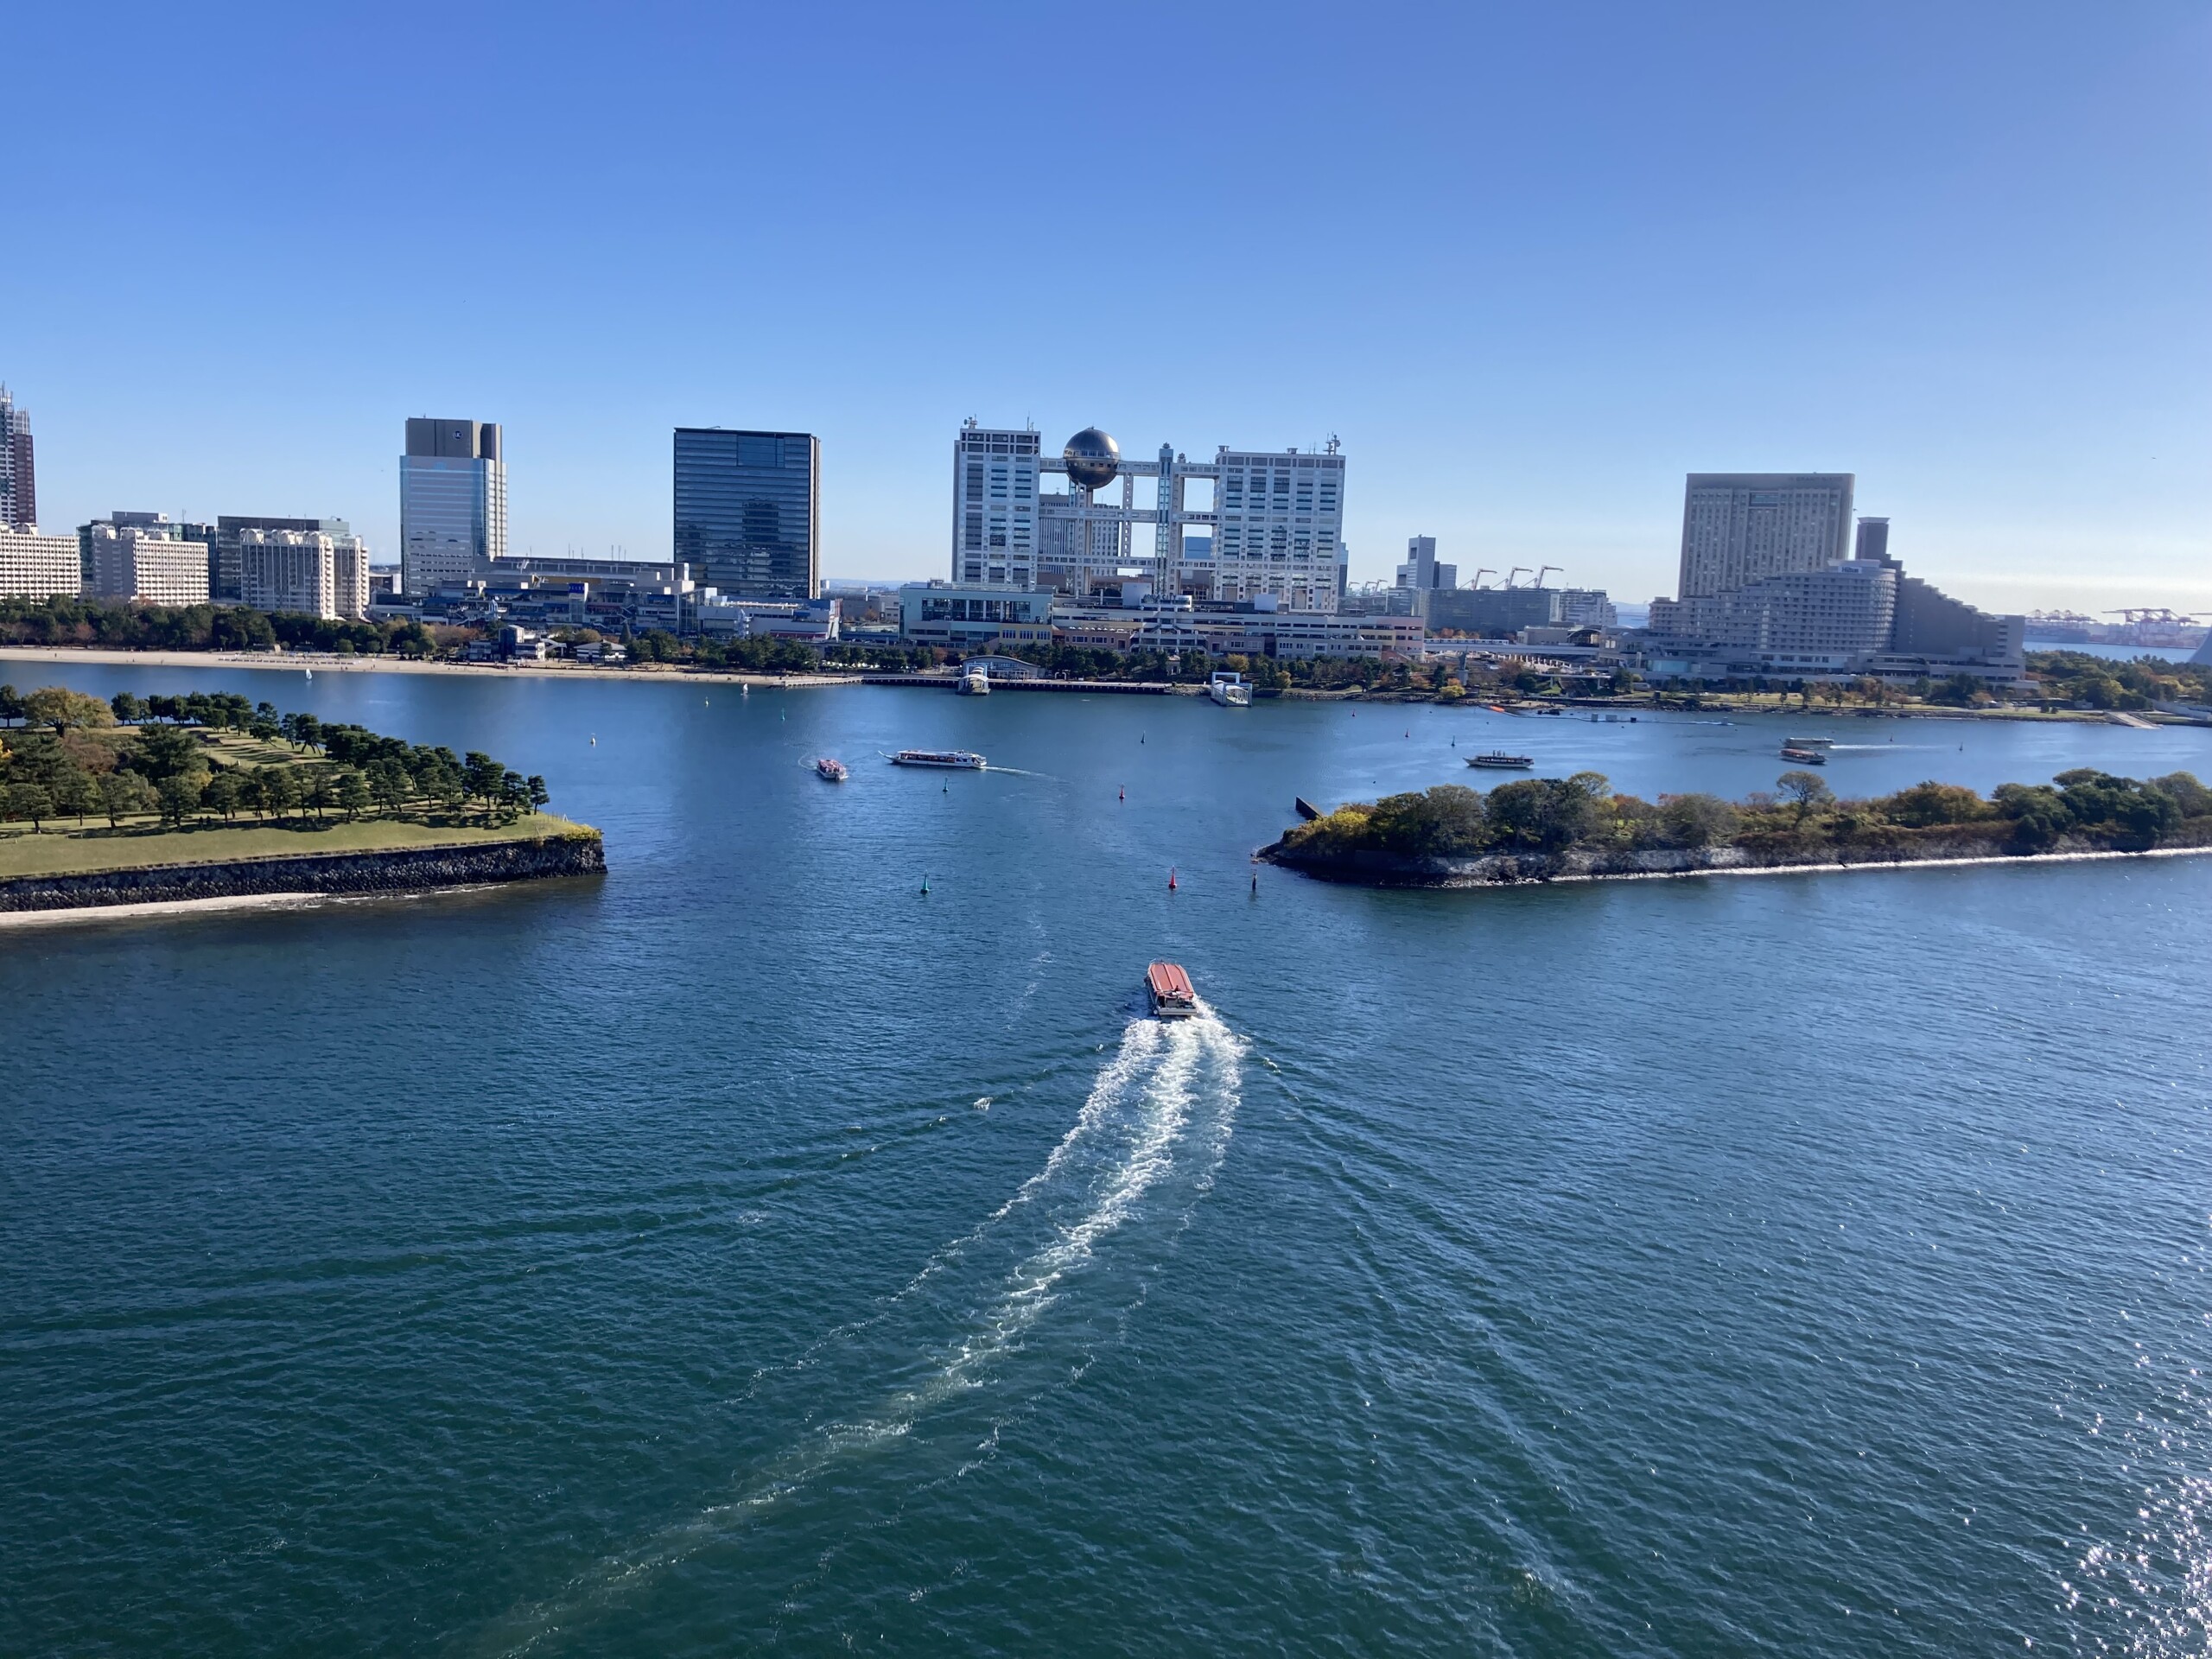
[238,526,371,620]
[1676,473,1855,601]
[1853,515,1890,563]
[1212,446,1346,613]
[673,428,821,599]
[79,513,211,606]
[400,417,505,596]
[952,425,1042,588]
[0,386,35,531]
[1395,535,1458,593]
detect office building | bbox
[79,513,211,606]
[954,425,1043,588]
[673,428,821,600]
[0,385,35,531]
[238,526,371,620]
[1427,586,1562,635]
[400,417,505,596]
[1395,535,1458,594]
[1677,473,1855,601]
[0,529,80,599]
[899,582,1056,649]
[1853,516,1890,563]
[952,423,1349,610]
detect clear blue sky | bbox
[7,2,2208,613]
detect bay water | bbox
[4,664,2210,1655]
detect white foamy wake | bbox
[479,1008,1244,1655]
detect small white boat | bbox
[888,749,987,770]
[1784,735,1834,748]
[1466,753,1535,769]
[957,666,991,696]
[1208,671,1252,708]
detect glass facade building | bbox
[400,418,505,597]
[673,429,819,599]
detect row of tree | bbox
[0,596,443,657]
[1287,767,2212,864]
[0,685,550,834]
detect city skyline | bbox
[3,5,2207,613]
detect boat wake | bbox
[477,1007,1244,1653]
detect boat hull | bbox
[1145,960,1198,1020]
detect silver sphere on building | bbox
[1063,428,1121,491]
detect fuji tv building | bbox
[951,421,1347,613]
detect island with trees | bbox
[1259,767,2212,888]
[0,684,602,913]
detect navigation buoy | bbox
[589,734,596,746]
[1168,867,1178,891]
[1119,785,1125,801]
[1251,871,1258,895]
[922,874,931,894]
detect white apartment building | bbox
[81,519,210,606]
[239,527,371,620]
[1676,473,1855,601]
[1211,447,1345,613]
[0,529,80,600]
[951,425,1041,588]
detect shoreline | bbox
[0,645,861,689]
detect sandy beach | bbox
[0,645,863,690]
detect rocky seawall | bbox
[0,831,606,913]
[1257,833,2212,888]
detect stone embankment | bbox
[1256,833,2212,888]
[0,831,606,912]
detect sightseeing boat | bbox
[1465,753,1535,769]
[1784,735,1834,748]
[1779,745,1827,765]
[956,666,991,696]
[815,757,849,782]
[1145,961,1198,1020]
[888,749,988,769]
[1208,671,1253,708]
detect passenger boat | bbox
[888,749,988,769]
[1208,671,1252,708]
[815,757,848,782]
[1779,745,1827,765]
[956,666,991,696]
[1465,753,1535,769]
[1784,735,1834,747]
[1145,961,1198,1020]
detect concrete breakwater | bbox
[0,831,606,913]
[1257,833,2212,888]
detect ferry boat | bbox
[1145,960,1198,1020]
[888,749,988,770]
[815,757,849,782]
[1779,745,1827,765]
[1208,671,1252,708]
[956,665,991,696]
[1784,735,1834,748]
[1465,753,1535,769]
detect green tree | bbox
[527,775,550,814]
[367,758,413,817]
[256,765,300,822]
[1656,792,1739,849]
[22,686,117,736]
[461,752,505,818]
[6,783,54,830]
[203,771,245,822]
[110,691,147,723]
[156,773,204,827]
[0,683,22,726]
[127,724,205,781]
[1881,780,1988,828]
[335,769,372,821]
[49,765,101,824]
[99,771,158,827]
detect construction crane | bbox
[2103,608,2200,624]
[1505,566,1531,588]
[1469,567,1495,589]
[1534,565,1560,588]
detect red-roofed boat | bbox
[1146,961,1198,1020]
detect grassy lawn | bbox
[0,813,594,880]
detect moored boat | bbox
[956,666,991,696]
[1466,753,1535,769]
[816,757,849,782]
[1208,671,1252,708]
[1779,745,1827,765]
[889,749,988,769]
[1146,960,1198,1019]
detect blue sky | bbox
[6,1,2208,612]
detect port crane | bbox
[1504,566,1531,588]
[1468,567,1495,589]
[1534,565,1560,588]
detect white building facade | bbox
[1677,473,1855,601]
[0,529,79,600]
[951,425,1041,588]
[80,519,211,606]
[239,528,372,620]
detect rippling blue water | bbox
[3,664,2210,1656]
